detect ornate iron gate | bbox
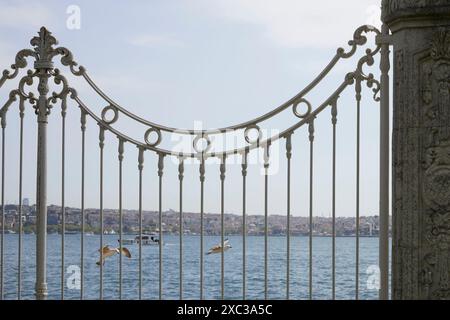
[0,24,391,300]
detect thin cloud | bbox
[0,40,15,66]
[197,0,381,48]
[129,34,184,48]
[67,71,162,102]
[0,2,52,29]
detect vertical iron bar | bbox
[331,99,338,300]
[35,66,50,300]
[286,134,292,300]
[158,153,164,300]
[18,98,24,299]
[118,138,124,299]
[99,126,105,300]
[199,157,205,300]
[33,27,56,300]
[60,98,67,300]
[80,110,86,300]
[264,144,270,300]
[308,118,315,300]
[241,151,248,300]
[1,120,5,300]
[379,23,391,300]
[355,77,361,300]
[178,158,184,300]
[138,147,144,300]
[220,155,226,299]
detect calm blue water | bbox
[1,234,384,300]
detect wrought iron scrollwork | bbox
[0,69,38,125]
[0,25,385,158]
[355,52,381,102]
[0,49,36,88]
[337,25,379,58]
[19,70,38,105]
[50,47,85,76]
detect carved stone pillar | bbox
[382,0,450,299]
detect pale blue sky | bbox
[0,0,388,217]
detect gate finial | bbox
[31,26,57,70]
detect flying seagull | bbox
[206,239,232,255]
[96,245,131,266]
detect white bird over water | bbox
[96,245,131,266]
[206,239,232,255]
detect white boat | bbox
[119,233,160,246]
[120,238,135,245]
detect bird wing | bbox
[207,244,223,255]
[224,239,229,246]
[101,246,112,254]
[99,246,118,259]
[103,250,117,258]
[210,244,221,251]
[120,247,132,258]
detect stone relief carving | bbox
[423,140,450,210]
[394,49,405,128]
[421,139,450,299]
[422,29,450,130]
[382,0,450,18]
[420,28,450,299]
[431,29,450,60]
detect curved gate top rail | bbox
[1,25,383,158]
[0,25,391,301]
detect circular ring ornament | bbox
[144,127,162,147]
[101,105,119,124]
[244,124,262,144]
[293,98,312,119]
[193,134,212,154]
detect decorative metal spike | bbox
[286,134,292,159]
[99,126,105,149]
[264,143,270,169]
[80,109,86,132]
[220,155,226,181]
[118,138,124,162]
[308,117,315,142]
[138,147,144,171]
[158,153,164,177]
[331,99,338,125]
[178,158,184,181]
[241,151,248,177]
[199,158,205,183]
